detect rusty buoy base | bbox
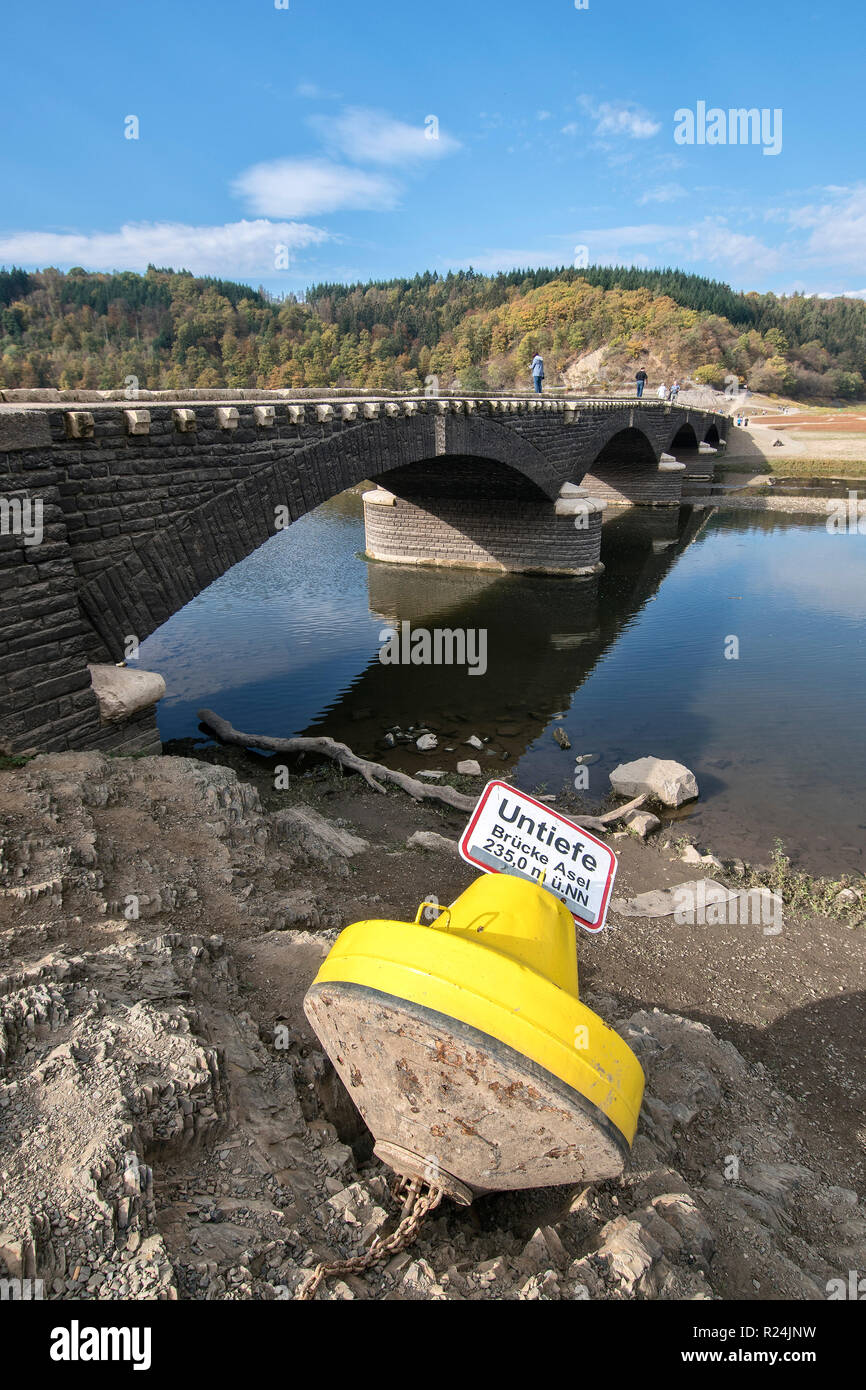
[373,1141,474,1206]
[304,982,630,1201]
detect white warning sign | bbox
[459,780,617,933]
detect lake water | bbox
[140,491,866,877]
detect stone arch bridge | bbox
[0,393,727,753]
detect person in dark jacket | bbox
[635,368,648,398]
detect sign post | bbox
[459,780,617,933]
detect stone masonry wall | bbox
[364,494,604,575]
[581,463,684,506]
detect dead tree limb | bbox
[198,709,648,829]
[198,708,478,812]
[572,793,647,833]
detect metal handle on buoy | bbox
[414,902,451,929]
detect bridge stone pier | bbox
[0,391,727,753]
[363,463,606,575]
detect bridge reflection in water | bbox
[299,504,708,772]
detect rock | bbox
[465,735,484,749]
[406,831,460,857]
[651,1194,715,1261]
[700,853,725,872]
[680,844,704,865]
[519,1225,569,1271]
[474,1256,511,1287]
[611,879,739,919]
[0,1233,25,1278]
[625,810,661,838]
[87,664,166,723]
[399,1258,436,1296]
[416,770,445,780]
[593,1217,658,1292]
[415,734,438,752]
[272,807,368,861]
[835,887,860,906]
[553,728,571,750]
[517,1269,560,1300]
[610,756,699,807]
[457,759,482,776]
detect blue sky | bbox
[2,0,864,297]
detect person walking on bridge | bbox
[635,368,648,398]
[657,382,668,400]
[670,380,681,404]
[531,352,545,394]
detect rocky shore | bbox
[0,750,863,1301]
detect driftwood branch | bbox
[571,793,648,833]
[198,709,647,829]
[198,708,478,811]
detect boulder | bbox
[87,664,166,723]
[457,759,482,776]
[625,810,661,838]
[406,830,460,857]
[272,807,368,861]
[415,734,438,751]
[610,756,698,807]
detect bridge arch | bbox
[579,427,679,507]
[668,422,699,454]
[76,412,563,659]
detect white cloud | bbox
[580,97,661,140]
[295,81,340,100]
[447,216,784,278]
[638,182,688,205]
[310,107,460,165]
[536,110,552,121]
[232,158,400,217]
[0,220,329,277]
[788,185,866,272]
[447,248,575,273]
[815,287,866,299]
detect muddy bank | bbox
[0,751,863,1300]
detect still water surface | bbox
[140,493,866,876]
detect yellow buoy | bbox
[304,872,644,1203]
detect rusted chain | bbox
[296,1178,444,1301]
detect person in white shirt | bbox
[657,382,668,399]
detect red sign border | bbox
[458,779,617,932]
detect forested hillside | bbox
[1,263,864,399]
